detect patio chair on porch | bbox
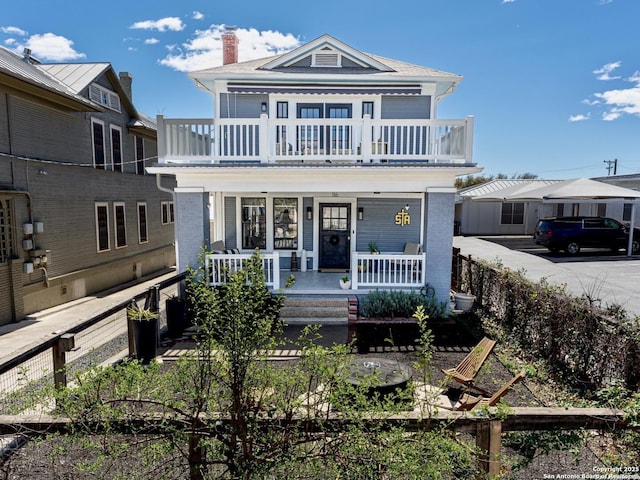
[445,370,526,411]
[442,336,496,394]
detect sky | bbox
[2,0,640,179]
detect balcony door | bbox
[319,203,351,271]
[297,104,323,153]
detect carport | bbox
[503,178,640,256]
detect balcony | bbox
[157,115,474,165]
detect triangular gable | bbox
[260,34,394,72]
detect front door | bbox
[319,204,351,271]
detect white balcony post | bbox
[271,252,280,289]
[157,115,166,162]
[259,114,269,163]
[361,115,372,161]
[351,252,359,289]
[465,115,474,162]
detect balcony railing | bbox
[205,252,280,290]
[157,115,474,165]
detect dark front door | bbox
[319,204,351,271]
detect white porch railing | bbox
[205,252,280,290]
[157,115,474,164]
[352,252,426,289]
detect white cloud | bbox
[144,38,160,45]
[130,17,185,32]
[1,26,27,36]
[591,71,640,120]
[501,0,516,3]
[159,25,301,72]
[21,33,85,61]
[598,0,613,4]
[593,61,621,81]
[193,11,204,20]
[4,38,16,46]
[569,113,590,122]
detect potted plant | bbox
[339,275,351,290]
[165,295,187,338]
[453,291,476,312]
[127,302,159,364]
[368,241,380,254]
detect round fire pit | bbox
[347,357,412,401]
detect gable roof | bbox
[189,34,463,99]
[0,46,99,112]
[41,62,138,117]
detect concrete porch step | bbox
[280,296,349,325]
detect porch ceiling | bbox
[150,164,481,193]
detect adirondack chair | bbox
[452,370,526,411]
[442,337,496,394]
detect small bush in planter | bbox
[358,289,447,320]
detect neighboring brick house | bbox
[0,46,175,325]
[148,33,480,304]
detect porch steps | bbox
[280,296,349,325]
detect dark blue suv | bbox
[534,216,640,255]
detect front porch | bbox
[205,252,427,293]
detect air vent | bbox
[313,53,340,67]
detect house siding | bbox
[381,96,431,119]
[356,198,421,252]
[220,93,268,119]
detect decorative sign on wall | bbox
[394,208,411,227]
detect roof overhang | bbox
[147,164,481,193]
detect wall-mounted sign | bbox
[394,208,411,227]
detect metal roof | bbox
[39,63,110,94]
[458,179,558,197]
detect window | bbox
[501,202,524,225]
[273,198,298,249]
[91,119,106,169]
[597,203,607,217]
[89,84,121,112]
[161,201,175,225]
[623,203,633,222]
[362,101,374,118]
[0,199,12,264]
[241,197,266,249]
[276,101,288,119]
[138,203,148,243]
[95,202,110,252]
[111,126,123,172]
[135,136,145,175]
[556,204,565,217]
[114,202,127,248]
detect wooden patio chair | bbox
[451,370,526,411]
[442,336,496,394]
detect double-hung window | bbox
[95,202,110,252]
[135,136,145,175]
[111,126,123,172]
[114,202,127,248]
[91,119,106,170]
[273,198,298,250]
[138,202,148,243]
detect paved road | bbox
[453,236,640,318]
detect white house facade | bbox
[148,33,480,304]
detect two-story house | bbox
[0,46,175,325]
[148,33,480,304]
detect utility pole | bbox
[604,159,618,175]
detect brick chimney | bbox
[222,27,238,65]
[119,72,133,101]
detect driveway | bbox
[453,235,640,318]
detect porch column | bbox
[174,187,211,273]
[423,188,456,305]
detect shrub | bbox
[358,289,447,319]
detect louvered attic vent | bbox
[313,52,340,67]
[89,84,121,112]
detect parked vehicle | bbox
[534,216,640,255]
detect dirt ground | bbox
[0,318,610,479]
